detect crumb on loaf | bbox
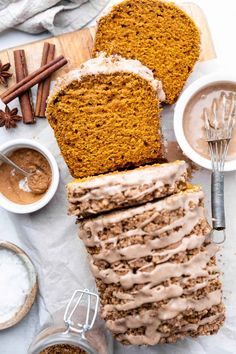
[67,160,188,218]
[94,0,201,104]
[79,187,225,345]
[46,56,165,178]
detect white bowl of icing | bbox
[0,139,59,214]
[174,72,236,171]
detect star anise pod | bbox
[0,105,22,129]
[0,60,12,87]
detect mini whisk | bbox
[204,91,236,242]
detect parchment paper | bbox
[0,59,236,354]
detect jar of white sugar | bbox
[28,289,113,354]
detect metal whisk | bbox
[204,91,236,241]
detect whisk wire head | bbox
[204,92,236,172]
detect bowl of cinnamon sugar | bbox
[0,139,59,213]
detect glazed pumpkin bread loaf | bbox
[46,55,165,179]
[94,0,201,104]
[79,187,225,345]
[67,160,188,218]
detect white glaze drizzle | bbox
[102,279,219,315]
[48,53,165,105]
[81,189,216,291]
[105,270,220,311]
[79,188,223,345]
[90,210,206,263]
[158,289,222,320]
[67,161,187,205]
[180,313,224,332]
[91,243,218,290]
[80,188,205,247]
[108,310,224,345]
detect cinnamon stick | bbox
[1,56,67,105]
[35,42,56,117]
[13,49,35,124]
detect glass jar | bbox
[28,289,113,354]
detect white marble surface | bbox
[1,1,236,354]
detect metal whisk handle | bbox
[211,171,225,231]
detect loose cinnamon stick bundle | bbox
[13,50,35,124]
[35,42,56,117]
[1,56,67,105]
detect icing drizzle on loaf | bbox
[67,160,188,217]
[79,188,224,344]
[48,53,165,103]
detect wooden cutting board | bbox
[0,2,215,95]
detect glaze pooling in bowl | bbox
[174,73,236,171]
[183,82,236,161]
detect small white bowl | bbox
[0,240,37,330]
[174,72,236,171]
[0,139,59,213]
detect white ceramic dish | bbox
[0,240,38,330]
[174,72,236,171]
[0,139,59,213]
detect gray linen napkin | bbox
[0,0,110,35]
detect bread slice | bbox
[79,187,225,345]
[46,54,165,179]
[67,160,188,218]
[94,0,200,104]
